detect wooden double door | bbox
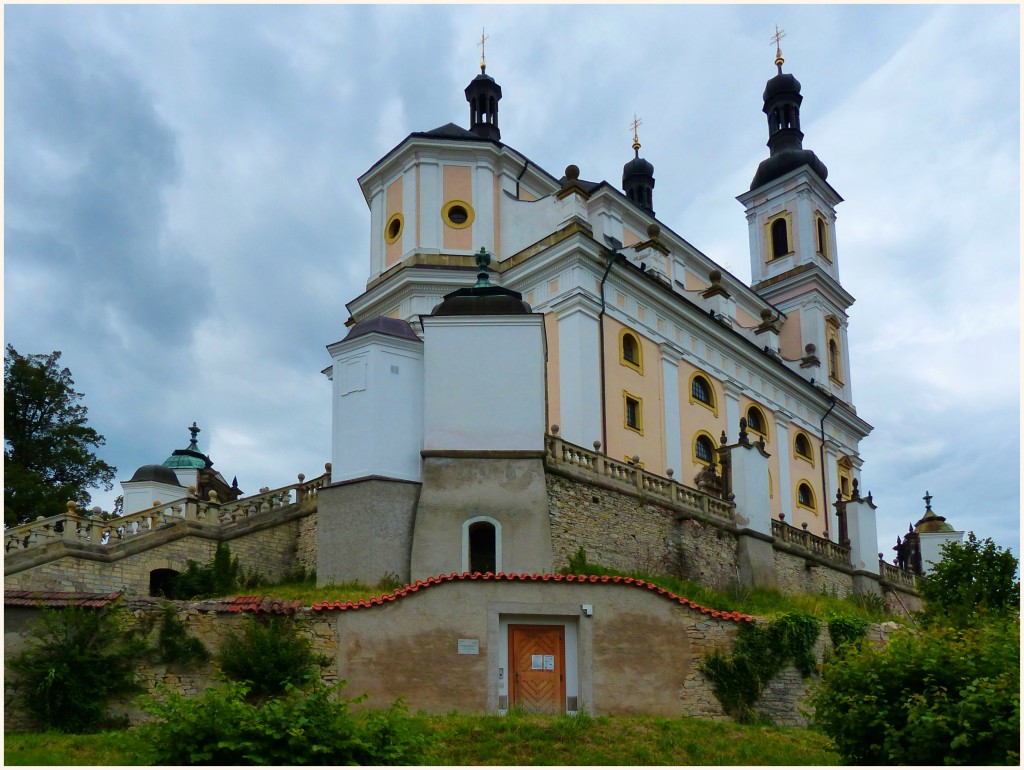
[508,624,566,715]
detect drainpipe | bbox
[597,250,621,453]
[819,394,838,539]
[515,159,531,199]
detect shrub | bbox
[155,603,210,667]
[825,615,869,655]
[810,618,1020,765]
[700,612,820,722]
[134,680,429,765]
[164,542,241,599]
[7,604,148,732]
[919,532,1020,627]
[218,615,328,696]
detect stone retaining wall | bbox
[3,515,310,596]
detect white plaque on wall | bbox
[457,639,480,655]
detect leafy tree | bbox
[4,346,115,526]
[919,532,1020,626]
[811,619,1019,765]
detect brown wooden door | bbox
[509,624,566,715]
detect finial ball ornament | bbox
[646,223,660,240]
[709,269,722,283]
[565,165,580,181]
[805,343,816,355]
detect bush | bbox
[810,618,1020,765]
[7,604,148,732]
[155,603,210,667]
[919,532,1020,627]
[164,542,241,599]
[134,680,429,765]
[218,615,328,697]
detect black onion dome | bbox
[129,464,183,486]
[762,72,801,102]
[431,285,532,316]
[751,149,828,190]
[623,155,654,178]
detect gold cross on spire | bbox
[771,25,786,71]
[479,28,489,73]
[631,114,643,153]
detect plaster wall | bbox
[422,315,545,452]
[121,481,188,516]
[317,479,420,585]
[410,457,554,580]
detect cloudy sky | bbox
[5,4,1019,560]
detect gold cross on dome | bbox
[630,114,642,151]
[479,28,489,72]
[771,25,786,68]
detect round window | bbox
[441,200,475,229]
[384,213,403,244]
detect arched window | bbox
[770,217,790,259]
[149,568,179,598]
[794,432,814,463]
[829,339,840,380]
[746,405,768,440]
[619,330,642,373]
[691,375,713,407]
[694,433,716,465]
[815,215,829,258]
[463,517,502,574]
[797,482,816,512]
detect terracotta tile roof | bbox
[219,596,304,615]
[4,590,123,608]
[309,572,755,622]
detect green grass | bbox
[3,730,137,766]
[5,714,840,766]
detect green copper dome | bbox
[162,422,213,470]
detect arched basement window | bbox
[149,568,179,597]
[463,517,501,574]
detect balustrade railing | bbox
[544,434,734,521]
[771,519,851,564]
[879,559,919,589]
[4,466,331,557]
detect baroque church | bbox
[318,40,936,586]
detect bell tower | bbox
[464,30,502,140]
[737,29,854,404]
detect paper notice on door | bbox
[531,654,543,670]
[543,655,555,671]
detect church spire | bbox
[622,115,655,216]
[749,29,828,190]
[465,29,502,140]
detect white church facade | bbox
[320,46,922,588]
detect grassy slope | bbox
[4,714,840,766]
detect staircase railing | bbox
[4,466,331,556]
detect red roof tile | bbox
[4,590,123,608]
[219,597,303,615]
[308,572,755,622]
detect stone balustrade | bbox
[4,468,331,556]
[771,519,851,565]
[544,434,734,521]
[879,559,919,589]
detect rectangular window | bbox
[623,392,643,434]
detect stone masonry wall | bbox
[3,599,339,732]
[548,472,779,594]
[295,511,318,575]
[773,549,853,599]
[4,516,309,596]
[547,474,678,574]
